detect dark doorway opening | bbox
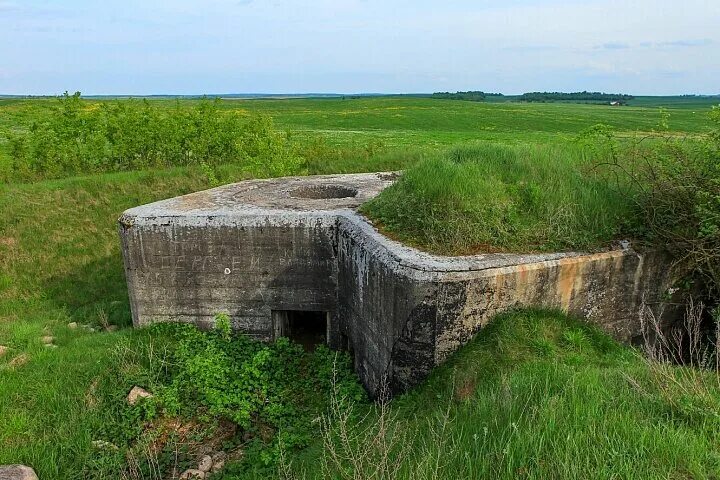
[272,310,328,351]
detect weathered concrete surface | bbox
[119,172,675,395]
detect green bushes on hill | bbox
[519,91,634,104]
[8,92,305,181]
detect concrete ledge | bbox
[119,172,674,395]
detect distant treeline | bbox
[519,91,634,104]
[431,91,504,102]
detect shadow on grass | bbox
[43,253,132,328]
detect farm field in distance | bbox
[1,94,719,479]
[1,95,716,162]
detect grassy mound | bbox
[361,142,634,254]
[291,310,720,479]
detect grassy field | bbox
[1,95,715,163]
[0,95,719,478]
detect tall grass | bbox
[288,310,720,480]
[362,142,634,254]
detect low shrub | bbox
[9,92,306,181]
[591,106,720,301]
[90,317,365,478]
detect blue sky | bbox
[0,0,718,95]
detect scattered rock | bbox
[127,386,153,405]
[210,452,226,473]
[0,464,39,480]
[0,345,8,357]
[105,325,118,332]
[197,454,213,473]
[91,440,119,451]
[179,469,205,479]
[8,354,28,369]
[67,322,78,329]
[40,336,54,345]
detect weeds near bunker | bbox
[87,320,366,479]
[639,299,720,420]
[587,106,720,303]
[280,367,457,480]
[283,310,720,479]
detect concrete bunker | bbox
[119,172,675,396]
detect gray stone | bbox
[210,452,226,472]
[0,345,8,357]
[127,386,153,405]
[197,454,213,472]
[119,172,677,396]
[40,336,53,345]
[179,469,205,479]
[0,465,38,480]
[67,322,78,329]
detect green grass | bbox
[292,310,720,479]
[2,96,716,176]
[0,167,224,477]
[2,161,717,479]
[1,96,719,478]
[362,142,633,254]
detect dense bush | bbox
[431,91,488,101]
[9,92,305,180]
[606,106,720,299]
[92,318,365,478]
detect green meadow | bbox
[0,95,719,479]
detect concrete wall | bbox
[119,173,675,397]
[120,218,338,339]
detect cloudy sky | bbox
[1,0,718,95]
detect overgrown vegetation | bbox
[1,95,720,479]
[8,92,306,181]
[84,318,364,479]
[283,310,720,479]
[627,106,720,298]
[430,91,495,101]
[362,142,633,254]
[574,107,720,302]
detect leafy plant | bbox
[92,321,365,478]
[8,93,308,181]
